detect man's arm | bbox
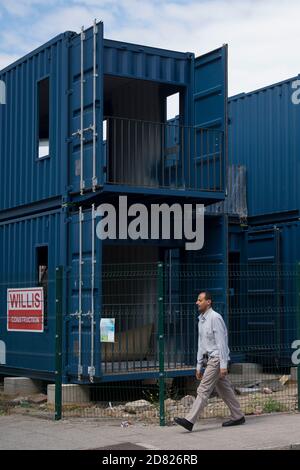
[196,323,203,376]
[213,315,229,374]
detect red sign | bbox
[7,288,44,332]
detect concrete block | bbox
[230,363,263,375]
[4,377,42,396]
[290,367,299,383]
[28,394,48,404]
[47,384,90,405]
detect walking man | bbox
[174,291,245,431]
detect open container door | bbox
[193,45,228,193]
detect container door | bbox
[244,228,282,365]
[184,215,228,365]
[66,207,101,382]
[193,45,228,191]
[69,22,104,194]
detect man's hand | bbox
[220,368,228,378]
[196,370,203,380]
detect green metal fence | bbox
[0,262,299,425]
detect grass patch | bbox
[263,398,287,413]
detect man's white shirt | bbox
[196,307,230,371]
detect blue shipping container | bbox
[229,75,300,218]
[0,209,65,379]
[0,207,227,383]
[0,22,228,213]
[0,21,229,383]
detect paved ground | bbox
[0,412,300,450]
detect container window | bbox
[37,246,48,326]
[167,92,179,120]
[37,78,50,158]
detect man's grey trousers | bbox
[186,357,244,424]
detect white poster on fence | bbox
[100,318,115,343]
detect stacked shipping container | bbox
[227,76,300,366]
[0,22,228,382]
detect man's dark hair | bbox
[201,291,213,305]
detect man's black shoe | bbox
[222,416,245,427]
[174,417,193,432]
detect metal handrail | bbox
[103,116,223,192]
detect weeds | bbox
[263,398,287,413]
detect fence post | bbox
[158,262,165,426]
[297,263,300,411]
[55,266,63,421]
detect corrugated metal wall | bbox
[0,210,63,374]
[207,164,247,218]
[229,76,300,217]
[0,34,69,211]
[103,39,190,85]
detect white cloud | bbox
[0,0,56,17]
[0,53,19,71]
[0,0,300,95]
[0,30,37,53]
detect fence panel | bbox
[0,262,299,425]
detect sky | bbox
[0,0,300,99]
